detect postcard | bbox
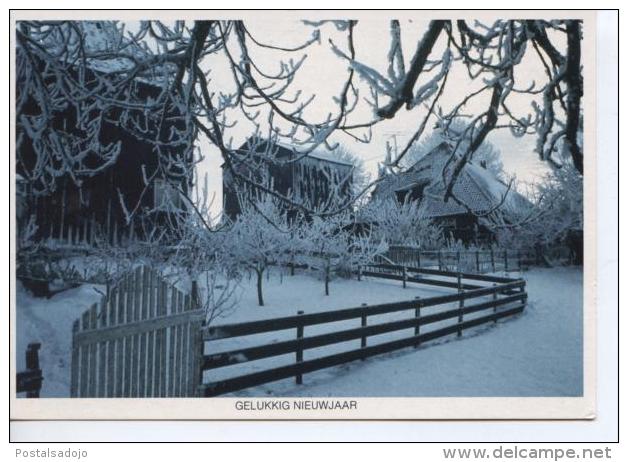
[10,9,597,421]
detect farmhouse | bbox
[16,22,192,245]
[222,137,354,220]
[372,142,530,244]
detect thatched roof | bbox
[373,142,530,218]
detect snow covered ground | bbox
[226,267,582,397]
[203,266,582,397]
[15,282,104,397]
[15,266,582,398]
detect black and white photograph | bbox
[11,10,595,421]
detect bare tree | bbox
[332,19,584,210]
[16,19,361,225]
[301,211,386,295]
[492,161,582,262]
[225,196,301,306]
[301,213,347,296]
[16,19,583,229]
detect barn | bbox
[372,142,531,244]
[16,22,192,246]
[222,137,354,221]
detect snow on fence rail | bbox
[69,264,527,397]
[70,265,204,398]
[199,266,527,397]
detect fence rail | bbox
[200,266,527,397]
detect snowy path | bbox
[16,283,103,397]
[235,267,582,397]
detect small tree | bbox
[226,197,298,306]
[301,213,348,296]
[338,225,389,278]
[300,211,387,295]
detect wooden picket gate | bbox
[70,265,205,398]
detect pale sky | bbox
[192,19,555,219]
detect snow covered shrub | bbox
[192,250,242,325]
[359,198,444,249]
[338,228,388,278]
[300,211,387,295]
[17,258,82,298]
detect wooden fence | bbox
[385,246,533,273]
[199,265,527,397]
[70,264,527,398]
[360,262,521,292]
[70,265,205,398]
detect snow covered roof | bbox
[36,21,173,87]
[375,142,530,218]
[272,140,354,167]
[229,138,355,169]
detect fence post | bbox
[296,310,304,384]
[491,248,495,272]
[457,272,464,337]
[417,251,421,269]
[191,319,205,397]
[402,266,407,289]
[357,264,362,282]
[414,297,421,348]
[504,250,509,273]
[25,343,42,398]
[360,303,368,360]
[475,250,480,273]
[457,251,461,273]
[493,283,498,323]
[70,320,79,397]
[438,250,442,270]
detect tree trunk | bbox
[565,20,584,174]
[324,262,330,296]
[256,268,265,307]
